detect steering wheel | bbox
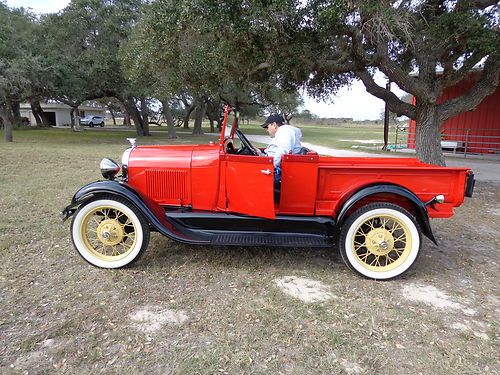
[235,129,259,156]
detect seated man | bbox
[254,114,302,199]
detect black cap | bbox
[260,114,285,128]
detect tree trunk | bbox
[123,113,131,127]
[192,101,205,136]
[30,99,49,127]
[108,107,116,125]
[415,101,445,166]
[125,97,146,136]
[205,100,220,133]
[10,100,20,125]
[161,100,177,139]
[183,104,194,129]
[139,98,150,136]
[1,107,13,142]
[72,106,82,131]
[216,114,223,130]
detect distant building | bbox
[20,102,106,127]
[408,70,500,155]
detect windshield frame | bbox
[219,105,239,148]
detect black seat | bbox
[295,147,311,155]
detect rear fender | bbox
[335,184,437,245]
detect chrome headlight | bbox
[100,158,121,180]
[121,148,133,180]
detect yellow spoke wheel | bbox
[81,208,136,261]
[71,197,150,268]
[339,203,421,280]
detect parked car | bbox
[62,107,474,280]
[80,115,105,127]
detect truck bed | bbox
[280,155,471,218]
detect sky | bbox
[5,0,409,120]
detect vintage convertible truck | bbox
[62,107,474,280]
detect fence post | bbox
[464,129,470,159]
[394,124,399,152]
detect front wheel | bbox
[89,122,94,127]
[339,203,421,280]
[71,197,150,268]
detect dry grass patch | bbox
[1,132,499,374]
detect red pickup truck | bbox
[62,108,474,280]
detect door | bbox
[225,154,275,219]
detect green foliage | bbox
[40,0,144,104]
[0,5,34,102]
[121,0,307,112]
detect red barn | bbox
[407,71,500,154]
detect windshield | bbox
[219,106,239,144]
[224,117,233,138]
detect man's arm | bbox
[253,146,265,156]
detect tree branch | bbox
[247,62,271,77]
[455,0,498,11]
[375,41,429,98]
[440,50,485,90]
[356,68,416,118]
[439,54,500,121]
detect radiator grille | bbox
[146,169,187,201]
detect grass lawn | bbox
[0,127,498,374]
[7,117,407,152]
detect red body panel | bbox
[314,157,468,218]
[191,145,220,210]
[127,145,194,206]
[126,144,470,219]
[279,154,319,215]
[224,154,275,219]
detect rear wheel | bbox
[71,197,150,268]
[339,203,421,280]
[100,122,104,127]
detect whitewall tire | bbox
[71,197,150,268]
[339,203,421,280]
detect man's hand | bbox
[253,147,264,156]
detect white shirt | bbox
[264,124,302,168]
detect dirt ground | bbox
[0,142,499,374]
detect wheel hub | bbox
[96,219,125,246]
[365,228,395,255]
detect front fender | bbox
[336,184,437,245]
[61,180,168,227]
[61,180,210,245]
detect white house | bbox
[20,102,106,127]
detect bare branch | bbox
[440,51,485,90]
[375,41,429,98]
[356,68,416,118]
[455,0,499,11]
[439,54,500,121]
[247,62,271,77]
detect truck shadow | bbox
[143,235,343,273]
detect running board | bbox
[154,210,335,248]
[210,232,333,247]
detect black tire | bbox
[89,122,94,127]
[339,202,422,280]
[70,196,150,268]
[100,122,104,127]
